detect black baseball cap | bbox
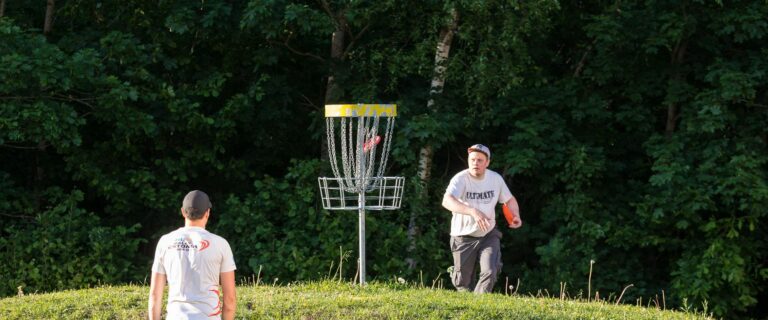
[182,190,211,213]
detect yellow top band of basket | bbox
[325,104,397,117]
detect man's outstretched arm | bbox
[505,196,522,228]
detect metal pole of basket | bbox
[356,113,367,285]
[318,104,404,286]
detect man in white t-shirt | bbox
[442,144,522,293]
[149,190,237,320]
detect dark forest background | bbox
[1,1,766,318]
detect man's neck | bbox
[184,220,206,229]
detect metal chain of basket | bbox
[326,108,395,193]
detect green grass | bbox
[0,281,713,319]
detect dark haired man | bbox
[442,144,522,294]
[149,190,237,320]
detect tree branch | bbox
[573,39,596,77]
[2,94,98,111]
[300,93,320,111]
[269,34,325,62]
[318,0,336,25]
[50,93,97,109]
[0,96,37,101]
[0,212,35,220]
[743,101,768,109]
[1,144,43,150]
[341,23,370,59]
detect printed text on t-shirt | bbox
[465,190,495,200]
[169,237,198,251]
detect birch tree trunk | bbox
[406,8,459,269]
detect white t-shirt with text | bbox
[152,226,236,319]
[445,169,513,237]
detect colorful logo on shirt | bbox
[199,240,210,251]
[168,236,211,252]
[208,288,222,317]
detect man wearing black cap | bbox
[442,144,522,294]
[149,190,237,320]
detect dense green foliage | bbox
[0,281,714,319]
[0,188,141,295]
[0,1,766,318]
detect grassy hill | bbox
[0,281,713,319]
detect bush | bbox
[0,188,142,296]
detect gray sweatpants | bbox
[449,228,503,294]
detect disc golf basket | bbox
[318,104,404,285]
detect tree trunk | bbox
[665,40,687,137]
[1,0,6,18]
[665,103,678,136]
[35,140,47,210]
[427,9,459,108]
[44,0,55,35]
[325,27,345,103]
[321,24,346,162]
[406,8,459,269]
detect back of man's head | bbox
[182,190,211,220]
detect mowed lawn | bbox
[0,281,713,319]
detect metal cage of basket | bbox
[318,176,404,210]
[318,104,404,285]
